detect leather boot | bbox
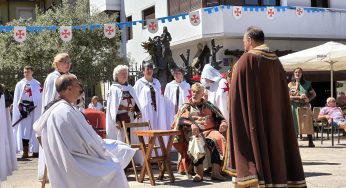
[193,164,204,182]
[211,163,228,181]
[22,146,29,158]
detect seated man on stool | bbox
[318,97,346,131]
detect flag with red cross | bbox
[14,26,26,43]
[104,23,116,39]
[59,26,72,42]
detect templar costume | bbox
[164,79,191,126]
[172,98,228,176]
[229,44,306,187]
[12,78,42,154]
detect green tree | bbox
[0,0,127,90]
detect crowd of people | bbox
[2,26,346,187]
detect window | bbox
[168,0,202,16]
[142,6,155,28]
[126,16,133,40]
[16,7,35,20]
[311,0,329,8]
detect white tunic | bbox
[106,83,141,141]
[33,100,132,188]
[37,70,61,180]
[134,77,167,131]
[164,80,191,126]
[88,102,103,111]
[0,95,17,181]
[12,78,42,153]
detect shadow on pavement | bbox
[304,172,332,178]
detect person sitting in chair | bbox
[318,97,346,131]
[171,83,229,182]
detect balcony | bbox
[90,0,121,12]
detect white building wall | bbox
[330,0,346,9]
[90,0,121,12]
[286,0,310,7]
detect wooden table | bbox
[133,130,181,186]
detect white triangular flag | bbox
[232,6,243,20]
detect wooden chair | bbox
[84,109,107,138]
[121,121,160,182]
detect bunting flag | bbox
[233,6,243,19]
[189,11,201,26]
[104,23,116,39]
[14,26,26,42]
[266,7,276,19]
[59,26,72,42]
[0,5,342,44]
[296,7,304,18]
[147,19,158,34]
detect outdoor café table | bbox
[133,130,181,186]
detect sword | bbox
[12,106,37,127]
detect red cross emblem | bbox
[234,8,242,16]
[105,26,114,35]
[222,81,229,93]
[148,22,157,31]
[190,15,200,23]
[24,87,32,97]
[267,9,275,17]
[16,30,25,39]
[296,8,303,16]
[61,29,70,38]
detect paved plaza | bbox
[1,138,346,188]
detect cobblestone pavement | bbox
[2,137,346,188]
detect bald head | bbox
[55,74,83,103]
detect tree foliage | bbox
[0,0,127,90]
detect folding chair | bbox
[121,121,160,182]
[84,109,107,138]
[320,118,342,146]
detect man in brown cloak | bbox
[229,26,306,187]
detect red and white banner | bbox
[189,11,201,26]
[59,26,72,42]
[104,23,116,39]
[14,26,26,43]
[233,6,243,19]
[266,7,276,20]
[296,7,304,18]
[147,19,158,34]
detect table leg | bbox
[158,136,175,183]
[139,136,156,186]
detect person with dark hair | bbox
[229,27,306,187]
[12,65,42,158]
[288,67,316,147]
[0,83,17,181]
[33,74,134,188]
[134,62,166,132]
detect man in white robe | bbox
[134,62,166,131]
[38,53,72,180]
[12,66,42,158]
[106,65,142,141]
[0,84,17,181]
[164,67,191,127]
[201,64,229,123]
[34,74,133,188]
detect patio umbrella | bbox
[279,41,346,97]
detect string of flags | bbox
[0,5,340,43]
